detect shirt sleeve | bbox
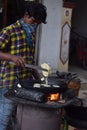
[0,27,10,50]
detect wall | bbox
[58,7,72,72]
[36,0,87,72]
[38,0,62,71]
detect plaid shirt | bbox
[0,20,36,88]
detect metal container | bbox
[17,104,61,130]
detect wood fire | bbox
[48,93,60,101]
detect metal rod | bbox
[9,61,48,72]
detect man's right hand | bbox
[11,55,25,67]
[0,51,25,67]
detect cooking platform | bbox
[5,88,76,130]
[5,74,81,130]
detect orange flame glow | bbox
[48,93,60,101]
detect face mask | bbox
[20,18,38,47]
[28,23,38,33]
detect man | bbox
[0,1,47,130]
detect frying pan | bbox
[9,62,68,94]
[15,76,68,94]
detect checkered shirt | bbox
[0,20,36,88]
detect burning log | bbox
[48,93,60,101]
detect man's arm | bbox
[0,51,25,67]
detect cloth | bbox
[0,20,36,89]
[20,18,37,47]
[0,87,16,130]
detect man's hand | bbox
[0,51,25,67]
[11,55,25,67]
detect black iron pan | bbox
[15,76,68,94]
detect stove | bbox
[5,76,77,130]
[17,105,61,130]
[5,88,75,130]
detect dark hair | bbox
[25,1,47,24]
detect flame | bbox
[48,93,60,101]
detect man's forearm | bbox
[0,51,25,67]
[0,51,12,61]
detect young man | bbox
[0,1,47,130]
